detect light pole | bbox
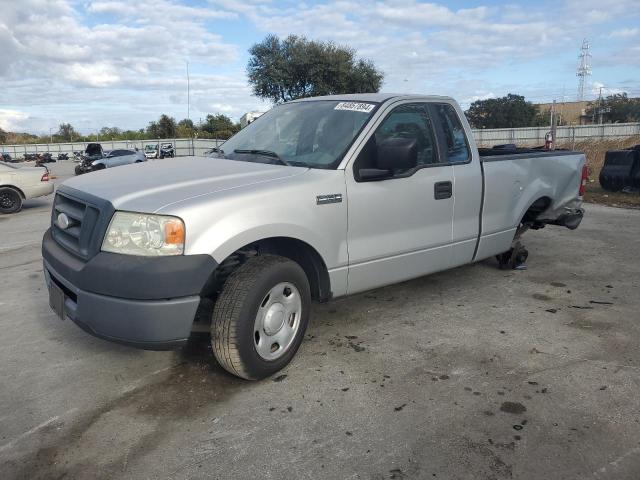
[49,127,53,143]
[186,61,190,123]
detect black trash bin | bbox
[599,148,639,192]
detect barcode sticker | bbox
[334,102,376,113]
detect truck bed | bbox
[473,147,586,262]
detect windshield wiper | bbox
[233,149,290,166]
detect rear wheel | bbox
[211,255,311,380]
[0,187,23,214]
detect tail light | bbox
[41,172,49,182]
[579,165,588,197]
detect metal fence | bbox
[2,122,640,159]
[0,138,224,159]
[472,122,640,147]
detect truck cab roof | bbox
[291,93,455,104]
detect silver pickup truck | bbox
[42,94,586,380]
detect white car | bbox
[0,161,54,214]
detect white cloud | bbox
[0,109,30,131]
[591,81,625,96]
[609,28,639,38]
[2,0,639,134]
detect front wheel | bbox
[0,187,23,214]
[211,255,311,380]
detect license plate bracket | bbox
[49,281,65,320]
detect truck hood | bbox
[61,157,308,213]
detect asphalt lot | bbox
[1,160,640,480]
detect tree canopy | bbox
[146,114,177,138]
[247,34,384,103]
[586,93,640,123]
[201,114,240,139]
[465,94,538,129]
[57,123,78,142]
[0,113,242,145]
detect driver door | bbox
[346,102,454,294]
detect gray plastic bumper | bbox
[44,261,201,350]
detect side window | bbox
[374,103,439,171]
[354,103,440,180]
[433,104,470,163]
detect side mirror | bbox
[376,137,418,171]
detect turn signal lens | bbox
[164,220,185,245]
[579,165,588,197]
[41,172,49,182]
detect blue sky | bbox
[1,0,639,134]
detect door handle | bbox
[434,181,453,200]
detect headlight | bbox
[102,212,185,256]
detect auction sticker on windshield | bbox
[334,102,376,113]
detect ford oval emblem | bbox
[57,212,70,230]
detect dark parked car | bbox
[1,153,14,162]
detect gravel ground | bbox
[1,160,639,480]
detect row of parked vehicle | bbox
[0,142,175,165]
[73,143,174,175]
[1,152,70,164]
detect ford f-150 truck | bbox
[42,94,586,380]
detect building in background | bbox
[240,111,265,128]
[535,100,591,125]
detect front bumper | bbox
[42,229,217,350]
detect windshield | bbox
[145,145,156,151]
[219,100,378,169]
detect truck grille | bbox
[51,191,103,259]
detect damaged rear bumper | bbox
[547,208,584,230]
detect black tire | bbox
[0,187,23,214]
[211,255,311,380]
[74,165,84,175]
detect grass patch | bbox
[584,184,640,209]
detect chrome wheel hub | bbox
[254,282,302,361]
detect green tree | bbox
[201,114,240,139]
[247,34,384,103]
[146,121,159,138]
[57,123,78,141]
[465,94,537,129]
[586,93,640,123]
[99,126,122,139]
[0,127,7,144]
[177,118,194,138]
[146,114,177,138]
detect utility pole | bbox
[186,60,192,155]
[49,127,53,143]
[550,100,557,150]
[576,39,592,101]
[186,61,190,123]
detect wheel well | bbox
[212,237,332,302]
[521,196,551,224]
[0,185,25,199]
